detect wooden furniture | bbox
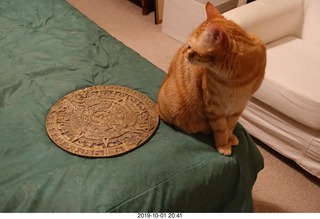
[130,0,155,15]
[130,0,163,24]
[142,0,155,15]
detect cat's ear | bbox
[205,2,222,20]
[205,23,222,44]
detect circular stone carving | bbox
[46,85,159,157]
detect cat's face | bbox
[186,22,222,66]
[185,3,224,67]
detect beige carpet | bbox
[67,0,320,213]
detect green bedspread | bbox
[0,0,264,212]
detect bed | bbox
[0,0,263,212]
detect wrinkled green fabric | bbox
[0,0,264,212]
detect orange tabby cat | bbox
[157,2,266,155]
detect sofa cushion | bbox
[302,0,320,47]
[253,36,320,130]
[224,0,304,45]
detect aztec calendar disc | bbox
[46,85,159,157]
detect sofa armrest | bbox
[223,0,304,44]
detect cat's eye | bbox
[187,45,191,50]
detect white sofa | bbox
[223,0,320,178]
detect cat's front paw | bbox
[216,144,232,156]
[229,134,239,146]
